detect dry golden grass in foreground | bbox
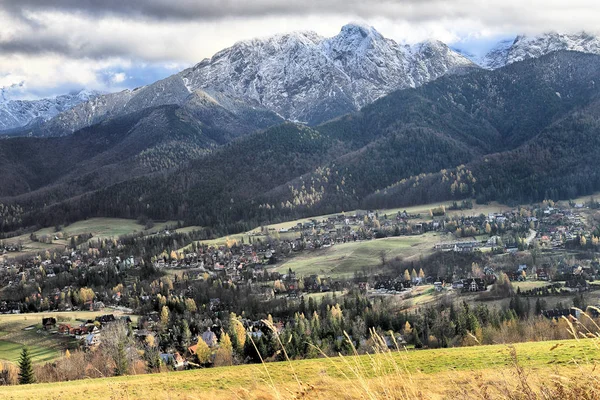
[1,336,599,400]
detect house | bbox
[201,330,218,347]
[434,281,444,292]
[95,314,116,325]
[187,343,198,355]
[462,278,486,293]
[542,308,581,320]
[452,281,464,290]
[85,333,101,347]
[565,278,590,292]
[536,268,549,281]
[382,333,407,349]
[160,352,186,369]
[42,317,57,330]
[250,330,264,339]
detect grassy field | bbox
[1,339,597,399]
[511,281,552,291]
[0,311,138,365]
[0,340,59,365]
[274,232,448,278]
[1,218,179,260]
[180,200,508,250]
[565,191,600,205]
[173,225,203,234]
[303,291,346,301]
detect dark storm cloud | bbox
[3,0,453,22]
[0,33,140,59]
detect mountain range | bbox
[480,32,600,69]
[1,25,600,234]
[0,89,102,133]
[0,27,600,136]
[3,27,600,135]
[2,23,476,136]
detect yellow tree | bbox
[145,334,156,348]
[195,339,211,364]
[471,263,483,278]
[160,305,170,325]
[184,298,197,312]
[214,333,233,367]
[403,321,412,335]
[485,222,491,234]
[229,313,246,351]
[403,269,410,282]
[78,287,95,304]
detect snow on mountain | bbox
[0,89,102,131]
[482,32,600,69]
[35,23,476,136]
[185,23,476,124]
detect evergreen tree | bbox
[413,327,423,349]
[18,347,35,384]
[144,345,161,372]
[114,341,129,376]
[534,298,545,315]
[181,320,192,349]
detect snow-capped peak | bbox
[482,31,600,69]
[181,23,475,125]
[27,23,478,135]
[0,89,103,131]
[339,22,383,39]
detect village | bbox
[1,199,599,312]
[0,199,598,371]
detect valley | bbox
[1,12,600,399]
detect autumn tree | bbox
[184,298,197,312]
[195,339,212,365]
[229,313,246,353]
[160,306,170,325]
[471,263,483,279]
[214,333,233,367]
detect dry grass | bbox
[2,314,600,399]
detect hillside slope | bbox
[1,339,596,400]
[5,51,600,232]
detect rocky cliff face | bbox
[185,23,476,124]
[32,23,476,136]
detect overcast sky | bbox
[1,0,598,100]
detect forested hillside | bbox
[3,51,600,234]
